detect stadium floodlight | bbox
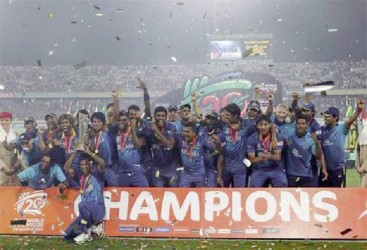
[303,81,335,93]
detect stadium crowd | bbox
[0,60,366,121]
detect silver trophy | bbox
[77,113,89,150]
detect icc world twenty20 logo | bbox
[14,190,48,216]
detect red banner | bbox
[0,187,366,239]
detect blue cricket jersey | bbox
[151,123,180,170]
[178,135,206,174]
[247,132,284,171]
[222,124,248,170]
[18,163,66,190]
[80,174,104,204]
[316,123,349,170]
[116,128,144,172]
[282,129,316,177]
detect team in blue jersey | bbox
[1,78,365,244]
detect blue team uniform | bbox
[316,123,349,187]
[114,128,148,187]
[21,138,42,168]
[241,118,257,137]
[282,128,317,187]
[151,123,181,187]
[17,163,66,190]
[198,126,225,187]
[178,135,206,187]
[64,174,105,239]
[221,125,249,187]
[247,132,287,187]
[43,130,67,166]
[308,118,321,186]
[87,131,117,187]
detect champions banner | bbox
[0,187,366,239]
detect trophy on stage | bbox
[76,113,89,151]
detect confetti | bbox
[48,51,53,56]
[117,8,124,12]
[176,2,184,5]
[48,13,55,19]
[340,228,352,235]
[277,18,282,22]
[93,4,101,10]
[171,56,177,62]
[70,21,77,24]
[37,60,42,67]
[203,11,207,19]
[328,28,338,32]
[115,36,121,41]
[95,13,103,17]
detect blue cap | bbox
[205,111,219,119]
[168,105,179,111]
[248,100,261,111]
[19,133,32,141]
[321,107,339,117]
[301,102,315,111]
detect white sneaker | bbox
[91,222,105,239]
[74,232,93,244]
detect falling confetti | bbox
[37,60,42,67]
[340,228,352,235]
[328,28,338,32]
[93,4,101,10]
[171,56,177,62]
[277,18,282,22]
[115,36,121,41]
[48,13,55,19]
[95,13,103,17]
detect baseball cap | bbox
[205,111,219,119]
[180,103,191,110]
[301,102,315,111]
[168,105,179,111]
[45,113,57,120]
[24,117,36,124]
[19,133,31,141]
[248,100,261,111]
[321,107,339,117]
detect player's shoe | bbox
[74,232,93,244]
[91,221,105,239]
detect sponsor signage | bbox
[0,187,366,239]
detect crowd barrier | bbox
[0,187,366,239]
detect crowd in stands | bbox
[1,60,365,93]
[0,60,366,121]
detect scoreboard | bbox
[208,33,272,61]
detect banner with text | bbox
[0,187,366,239]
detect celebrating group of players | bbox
[0,80,365,191]
[1,79,365,244]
